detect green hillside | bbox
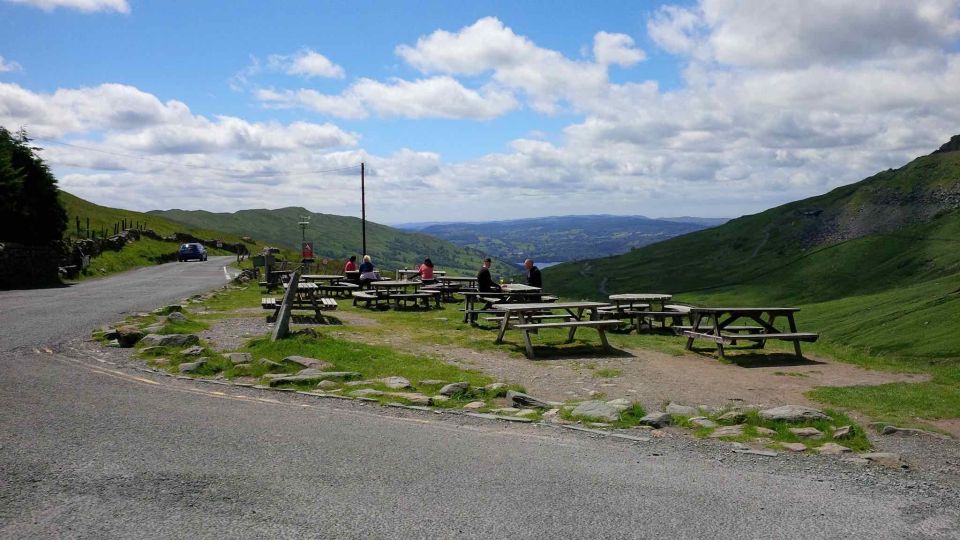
[150,207,519,277]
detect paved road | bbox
[1,261,956,538]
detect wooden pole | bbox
[361,162,366,258]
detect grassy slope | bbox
[150,206,519,277]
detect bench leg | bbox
[597,328,611,351]
[495,315,510,344]
[521,329,535,358]
[788,315,803,359]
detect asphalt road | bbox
[1,260,957,538]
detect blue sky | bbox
[1,0,959,223]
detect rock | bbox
[710,424,746,438]
[543,408,559,420]
[689,417,717,428]
[515,409,538,417]
[140,334,200,348]
[380,376,412,390]
[105,339,121,348]
[666,402,699,417]
[588,390,603,398]
[262,373,289,380]
[858,452,906,468]
[268,372,361,386]
[116,325,145,348]
[350,389,383,397]
[178,360,205,373]
[832,425,852,439]
[571,401,621,422]
[233,363,251,370]
[166,311,188,322]
[419,379,447,386]
[789,427,824,439]
[463,401,486,410]
[344,380,378,387]
[439,381,469,396]
[718,411,747,423]
[492,407,520,414]
[225,352,252,365]
[181,345,204,356]
[429,395,449,403]
[296,368,332,377]
[755,427,777,436]
[483,382,508,393]
[283,355,333,370]
[257,358,282,370]
[816,442,851,455]
[506,391,551,409]
[143,324,164,334]
[780,442,808,452]
[387,392,431,406]
[316,380,340,390]
[139,346,163,355]
[639,412,672,428]
[759,405,829,423]
[102,328,119,340]
[605,398,632,412]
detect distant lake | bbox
[515,261,563,269]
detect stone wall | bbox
[0,242,63,289]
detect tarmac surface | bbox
[1,259,957,538]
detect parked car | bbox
[178,243,208,262]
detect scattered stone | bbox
[605,398,632,412]
[571,401,621,422]
[344,380,377,387]
[384,392,431,406]
[257,358,282,370]
[650,429,667,438]
[381,376,412,390]
[639,412,672,428]
[832,425,852,439]
[666,402,699,417]
[506,390,551,409]
[166,311,188,322]
[283,355,333,370]
[689,417,717,428]
[106,339,121,347]
[462,401,486,410]
[139,346,163,355]
[316,380,339,390]
[483,382,508,393]
[858,452,906,468]
[759,405,829,423]
[732,448,779,457]
[143,324,164,334]
[102,328,119,340]
[262,373,289,380]
[816,442,851,455]
[140,334,199,348]
[789,427,824,439]
[419,379,447,386]
[492,407,520,414]
[430,395,450,404]
[181,346,204,356]
[178,360,206,373]
[116,325,145,348]
[515,409,538,417]
[224,352,252,365]
[710,424,746,438]
[439,381,469,396]
[350,389,383,398]
[542,408,560,420]
[755,427,776,437]
[780,442,808,452]
[268,372,360,386]
[296,368,331,377]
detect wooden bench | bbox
[318,297,338,310]
[511,320,623,358]
[628,310,689,329]
[390,293,436,309]
[261,297,278,309]
[672,325,763,334]
[681,331,819,344]
[352,291,384,308]
[484,313,573,322]
[462,308,505,324]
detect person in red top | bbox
[417,257,436,284]
[344,255,357,272]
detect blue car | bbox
[178,243,208,262]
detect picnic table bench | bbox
[491,301,621,358]
[262,294,337,323]
[461,288,549,324]
[681,307,819,359]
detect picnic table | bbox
[680,307,819,359]
[301,274,345,284]
[396,269,447,281]
[262,281,338,323]
[461,284,550,323]
[437,275,478,289]
[315,281,359,297]
[491,301,622,358]
[605,293,690,331]
[356,280,440,309]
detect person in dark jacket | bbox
[524,258,542,288]
[477,257,501,292]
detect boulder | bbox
[709,424,746,438]
[571,401,621,422]
[225,352,252,365]
[832,425,852,439]
[297,368,330,377]
[166,311,188,322]
[439,381,469,396]
[638,412,672,428]
[268,371,361,386]
[492,407,520,414]
[380,376,412,390]
[181,346,204,356]
[717,410,747,423]
[516,409,538,417]
[506,390,551,409]
[483,382,508,393]
[789,427,824,439]
[689,417,717,428]
[816,443,851,455]
[387,392,431,406]
[758,405,829,423]
[858,452,905,468]
[755,427,777,436]
[316,380,340,390]
[780,442,808,452]
[116,325,144,348]
[257,358,282,370]
[606,398,632,412]
[140,334,199,348]
[178,360,206,373]
[283,355,333,370]
[666,402,699,417]
[350,389,383,398]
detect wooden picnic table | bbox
[316,282,359,297]
[437,275,478,288]
[268,281,338,322]
[370,280,421,293]
[681,307,819,359]
[491,301,621,358]
[608,293,671,310]
[461,287,549,323]
[301,274,345,284]
[397,269,447,280]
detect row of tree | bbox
[0,127,67,245]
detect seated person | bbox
[358,255,379,288]
[477,257,501,292]
[416,257,436,284]
[524,258,542,288]
[344,255,357,273]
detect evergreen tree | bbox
[0,127,67,244]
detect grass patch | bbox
[560,402,648,429]
[702,408,871,452]
[593,368,623,378]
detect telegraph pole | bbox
[361,162,367,257]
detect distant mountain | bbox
[415,215,718,262]
[659,217,730,227]
[149,207,518,277]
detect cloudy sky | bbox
[1,0,959,224]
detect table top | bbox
[502,283,541,292]
[317,282,358,289]
[690,307,800,314]
[370,280,419,288]
[398,269,447,276]
[284,282,318,290]
[302,274,344,281]
[493,301,610,311]
[609,293,672,302]
[438,276,478,283]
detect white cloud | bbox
[593,32,646,67]
[0,55,22,73]
[269,49,345,79]
[5,0,129,13]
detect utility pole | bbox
[361,162,367,257]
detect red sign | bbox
[301,242,314,259]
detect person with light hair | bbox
[359,254,379,288]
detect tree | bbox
[0,127,67,244]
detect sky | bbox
[1,0,959,225]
